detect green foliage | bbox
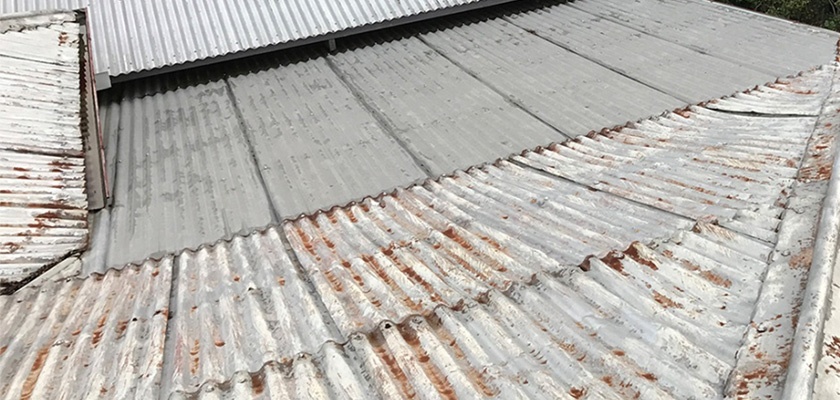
[717,0,840,31]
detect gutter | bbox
[783,146,840,399]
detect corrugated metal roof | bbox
[0,11,89,292]
[3,61,838,399]
[0,0,518,78]
[87,0,840,270]
[0,0,837,82]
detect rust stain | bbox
[20,346,50,400]
[624,243,658,270]
[570,387,586,398]
[214,339,225,347]
[115,320,129,337]
[653,291,683,309]
[638,372,658,381]
[251,373,264,395]
[91,309,111,346]
[699,270,733,288]
[400,325,457,400]
[612,349,625,357]
[151,268,160,277]
[2,242,22,253]
[600,251,627,275]
[189,339,200,375]
[442,227,473,251]
[277,277,285,286]
[58,31,68,44]
[825,336,840,359]
[294,226,318,258]
[362,254,420,310]
[232,275,240,282]
[344,209,358,223]
[0,345,6,357]
[789,247,814,270]
[371,333,416,398]
[385,251,442,304]
[323,269,344,293]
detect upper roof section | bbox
[0,0,519,81]
[0,10,95,292]
[3,0,839,85]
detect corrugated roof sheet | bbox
[0,0,837,81]
[3,60,838,399]
[87,0,840,270]
[0,11,89,291]
[0,0,517,78]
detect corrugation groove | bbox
[0,12,88,290]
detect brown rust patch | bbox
[0,345,6,356]
[612,349,625,357]
[400,326,458,400]
[294,226,318,258]
[426,314,497,396]
[277,277,285,286]
[2,242,21,253]
[638,372,657,381]
[826,336,840,359]
[601,251,627,275]
[344,209,358,223]
[570,387,586,398]
[442,227,473,251]
[91,309,111,346]
[190,339,200,375]
[699,270,732,288]
[653,291,683,309]
[789,247,814,270]
[363,254,421,310]
[20,346,50,400]
[323,269,344,293]
[251,373,264,395]
[624,243,658,270]
[115,320,129,337]
[601,375,614,386]
[371,333,416,398]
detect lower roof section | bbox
[88,0,839,269]
[2,62,839,399]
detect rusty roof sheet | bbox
[0,11,89,292]
[3,52,840,400]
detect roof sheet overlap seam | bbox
[23,65,831,286]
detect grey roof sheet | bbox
[0,11,89,291]
[2,62,839,399]
[87,0,840,270]
[0,0,515,78]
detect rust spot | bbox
[189,339,200,375]
[58,31,68,44]
[20,346,50,400]
[570,387,586,398]
[324,237,335,249]
[789,247,814,270]
[624,243,657,270]
[601,375,614,386]
[371,333,416,398]
[91,309,110,346]
[601,251,627,275]
[612,349,625,356]
[344,209,358,223]
[0,345,6,356]
[500,215,509,220]
[100,387,107,395]
[361,254,420,310]
[294,226,318,257]
[251,373,264,395]
[13,167,28,172]
[2,242,21,253]
[115,320,129,337]
[277,277,285,286]
[214,339,225,347]
[699,270,732,288]
[151,268,160,277]
[825,336,840,359]
[442,227,473,251]
[71,328,81,336]
[673,108,692,118]
[232,275,240,282]
[638,372,657,381]
[400,326,457,400]
[323,269,344,293]
[653,291,683,309]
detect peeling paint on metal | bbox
[0,11,88,291]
